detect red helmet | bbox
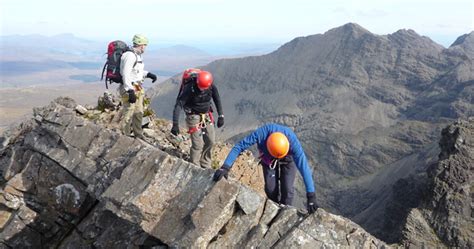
[197,71,213,90]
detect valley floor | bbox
[0,83,105,133]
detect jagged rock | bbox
[260,199,280,225]
[402,119,473,248]
[258,207,303,248]
[236,184,265,215]
[182,179,240,247]
[241,223,268,248]
[97,91,118,111]
[212,145,265,194]
[0,148,96,248]
[401,209,443,248]
[75,105,88,115]
[0,97,392,248]
[274,208,389,248]
[208,185,266,248]
[58,203,165,249]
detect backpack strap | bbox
[101,62,109,89]
[100,62,107,81]
[133,52,138,68]
[124,50,139,69]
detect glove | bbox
[213,165,230,182]
[217,116,224,128]
[146,72,157,83]
[171,125,179,136]
[127,89,137,104]
[307,192,318,214]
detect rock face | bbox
[149,23,474,241]
[0,98,389,248]
[401,118,474,248]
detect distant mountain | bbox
[1,33,103,60]
[149,23,474,242]
[153,45,210,57]
[0,34,278,86]
[145,45,216,74]
[1,33,104,86]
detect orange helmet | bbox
[266,132,289,159]
[197,71,213,90]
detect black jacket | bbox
[172,81,223,127]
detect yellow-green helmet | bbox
[132,34,149,45]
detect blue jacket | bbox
[223,123,315,193]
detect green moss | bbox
[143,97,151,106]
[84,112,100,121]
[211,159,221,169]
[154,119,168,127]
[144,108,155,117]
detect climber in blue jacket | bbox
[213,123,318,213]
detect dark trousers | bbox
[261,156,297,205]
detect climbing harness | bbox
[187,112,214,134]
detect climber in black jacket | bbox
[171,70,224,168]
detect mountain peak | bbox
[450,31,474,55]
[451,32,474,46]
[387,28,442,50]
[274,23,373,56]
[325,22,372,38]
[390,28,425,41]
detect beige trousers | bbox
[120,87,145,138]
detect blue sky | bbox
[1,0,473,47]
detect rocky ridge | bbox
[149,23,474,241]
[401,118,473,248]
[0,98,389,248]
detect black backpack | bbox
[177,68,201,97]
[100,40,137,89]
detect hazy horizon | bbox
[2,0,472,49]
[0,29,469,52]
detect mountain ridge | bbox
[0,97,390,248]
[149,23,473,242]
[0,95,471,248]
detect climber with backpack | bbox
[102,34,157,139]
[171,70,224,168]
[213,123,318,214]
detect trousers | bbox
[261,155,297,205]
[120,87,144,138]
[185,113,215,168]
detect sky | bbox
[1,0,473,47]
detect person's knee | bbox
[281,185,295,205]
[191,138,204,150]
[206,138,215,148]
[205,129,216,143]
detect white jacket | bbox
[120,48,148,91]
